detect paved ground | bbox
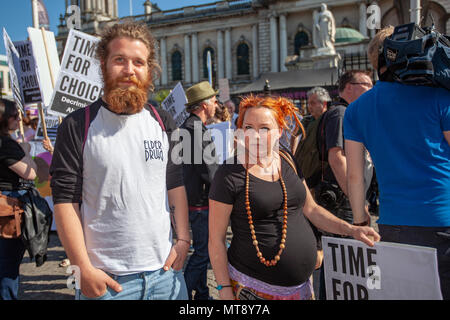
[18,217,378,300]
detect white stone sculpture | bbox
[315,3,336,55]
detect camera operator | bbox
[315,70,373,224]
[345,26,450,300]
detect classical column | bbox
[160,37,168,85]
[85,0,91,11]
[191,33,199,83]
[113,0,118,18]
[279,14,287,72]
[108,0,115,17]
[270,14,279,73]
[184,34,191,83]
[410,0,421,24]
[217,30,224,80]
[312,9,319,47]
[252,24,259,78]
[359,2,368,37]
[225,28,232,80]
[96,0,103,14]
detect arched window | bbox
[294,31,309,55]
[203,47,216,80]
[237,43,250,75]
[171,50,182,81]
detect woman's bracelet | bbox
[216,284,232,291]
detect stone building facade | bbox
[57,0,449,99]
[0,55,13,98]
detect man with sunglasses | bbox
[315,70,373,221]
[314,70,374,299]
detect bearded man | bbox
[50,22,190,300]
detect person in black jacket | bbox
[181,81,219,300]
[0,98,37,300]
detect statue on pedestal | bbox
[315,3,336,55]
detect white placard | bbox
[3,28,24,113]
[218,78,230,103]
[27,27,60,108]
[322,236,442,300]
[13,40,43,104]
[206,121,233,164]
[47,29,103,116]
[161,82,189,128]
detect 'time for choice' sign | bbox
[322,236,442,300]
[48,29,103,116]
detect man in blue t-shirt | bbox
[344,26,450,300]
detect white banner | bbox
[322,236,442,300]
[161,82,189,128]
[48,29,103,116]
[3,28,24,113]
[27,27,60,108]
[13,40,42,104]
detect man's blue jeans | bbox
[184,208,210,300]
[77,267,188,300]
[379,224,450,300]
[0,190,26,300]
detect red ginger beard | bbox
[103,72,151,115]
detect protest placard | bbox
[322,236,442,300]
[35,111,59,141]
[13,40,42,104]
[27,27,60,108]
[218,78,230,103]
[161,82,189,128]
[3,28,24,113]
[206,121,233,164]
[48,29,103,116]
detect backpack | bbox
[381,22,450,90]
[293,113,328,188]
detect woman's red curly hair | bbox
[237,94,305,139]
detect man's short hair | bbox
[96,22,161,89]
[307,87,331,104]
[338,70,373,93]
[186,96,215,113]
[367,26,395,71]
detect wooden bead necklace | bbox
[245,166,288,267]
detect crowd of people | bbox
[0,21,448,301]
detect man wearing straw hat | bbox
[181,81,219,300]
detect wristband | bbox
[177,239,191,245]
[216,284,232,291]
[353,219,370,226]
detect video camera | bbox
[379,22,450,90]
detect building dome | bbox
[335,27,366,43]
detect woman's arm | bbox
[8,142,37,180]
[209,199,235,300]
[302,180,380,247]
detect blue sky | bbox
[1,0,214,55]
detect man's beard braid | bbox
[103,72,151,115]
